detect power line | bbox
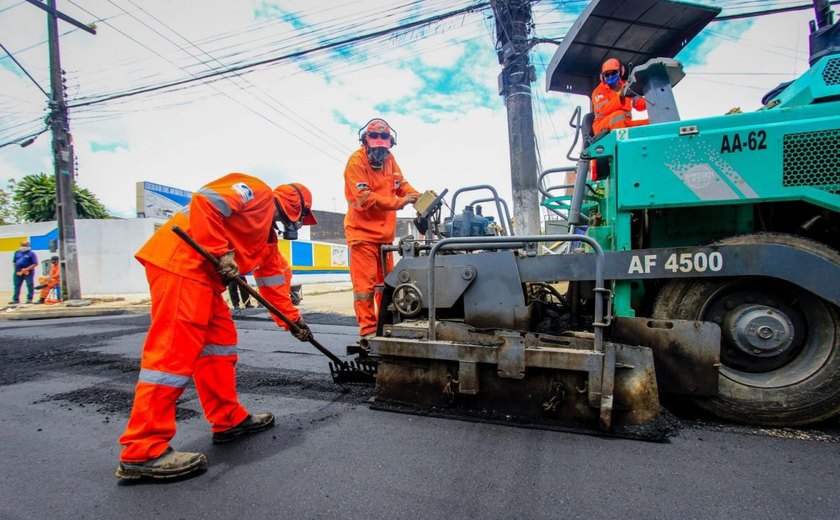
[0,40,50,98]
[67,2,492,109]
[714,0,840,21]
[0,126,49,150]
[72,0,348,161]
[118,0,352,157]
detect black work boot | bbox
[115,448,206,480]
[212,413,275,444]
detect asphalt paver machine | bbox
[367,0,840,437]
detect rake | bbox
[173,225,375,384]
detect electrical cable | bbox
[67,2,492,109]
[120,0,352,155]
[0,126,49,150]
[87,0,349,161]
[0,40,50,98]
[714,1,840,21]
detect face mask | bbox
[605,73,620,86]
[21,246,30,252]
[367,147,390,170]
[275,201,303,241]
[280,219,302,241]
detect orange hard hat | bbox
[601,58,621,73]
[364,119,394,148]
[273,183,317,225]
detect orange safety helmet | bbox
[601,58,621,73]
[360,118,396,149]
[601,58,625,83]
[273,183,317,226]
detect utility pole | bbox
[492,0,540,236]
[25,0,96,300]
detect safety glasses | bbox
[603,70,619,78]
[367,132,390,140]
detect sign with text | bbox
[136,181,192,219]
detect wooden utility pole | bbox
[492,0,540,236]
[25,0,95,300]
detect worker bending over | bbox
[343,118,419,341]
[592,58,649,134]
[116,173,317,481]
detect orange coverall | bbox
[591,80,648,135]
[119,173,300,463]
[38,263,60,301]
[343,147,418,336]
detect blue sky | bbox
[0,0,819,218]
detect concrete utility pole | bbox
[25,0,96,300]
[492,0,540,236]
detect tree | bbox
[12,173,110,222]
[0,183,18,224]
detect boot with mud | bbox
[115,448,206,480]
[212,412,275,444]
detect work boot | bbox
[35,299,44,305]
[212,413,275,444]
[115,448,207,480]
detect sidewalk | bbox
[0,282,352,321]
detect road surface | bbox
[1,305,838,520]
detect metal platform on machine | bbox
[545,0,721,96]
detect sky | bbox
[0,0,823,221]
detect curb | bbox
[0,306,150,321]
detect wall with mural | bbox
[0,219,350,295]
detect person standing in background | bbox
[227,275,254,309]
[10,240,38,305]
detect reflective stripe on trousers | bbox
[118,265,249,462]
[349,241,393,336]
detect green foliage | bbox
[0,183,18,224]
[12,172,110,222]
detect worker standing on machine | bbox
[343,118,420,342]
[116,173,317,481]
[592,57,649,134]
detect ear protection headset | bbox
[358,118,397,147]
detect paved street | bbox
[1,304,839,520]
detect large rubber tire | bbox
[652,233,840,426]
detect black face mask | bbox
[367,146,390,170]
[275,200,303,241]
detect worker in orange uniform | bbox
[34,255,60,304]
[344,118,419,341]
[116,173,317,481]
[591,58,649,135]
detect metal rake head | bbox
[329,359,377,384]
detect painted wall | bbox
[0,219,350,295]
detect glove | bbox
[397,194,419,210]
[215,251,239,285]
[292,317,312,342]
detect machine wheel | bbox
[652,233,840,426]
